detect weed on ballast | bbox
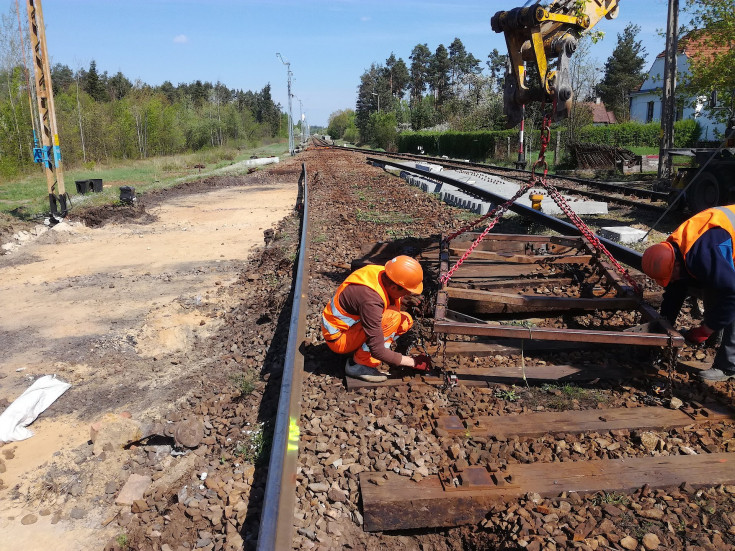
[521,382,607,411]
[116,533,130,550]
[591,491,630,507]
[494,385,520,402]
[263,273,280,287]
[230,370,258,397]
[234,421,273,465]
[540,382,606,410]
[542,382,584,398]
[454,210,479,221]
[387,228,415,240]
[355,208,414,224]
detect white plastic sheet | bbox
[0,375,71,443]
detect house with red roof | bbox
[579,99,617,125]
[629,31,728,140]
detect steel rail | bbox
[256,163,310,551]
[336,144,669,204]
[368,156,644,271]
[456,169,667,212]
[420,154,668,202]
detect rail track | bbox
[313,137,670,212]
[258,149,735,551]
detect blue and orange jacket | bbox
[661,205,735,329]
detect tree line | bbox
[0,11,288,180]
[327,38,511,147]
[328,31,649,151]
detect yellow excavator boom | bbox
[491,0,620,127]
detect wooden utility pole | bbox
[26,0,67,218]
[658,0,679,179]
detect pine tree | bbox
[486,49,508,92]
[409,44,432,102]
[83,60,108,102]
[597,24,647,121]
[384,53,409,100]
[355,64,390,141]
[430,44,451,105]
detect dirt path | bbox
[0,166,299,550]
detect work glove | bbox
[402,294,424,308]
[684,324,713,345]
[412,354,432,371]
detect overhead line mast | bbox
[26,0,68,220]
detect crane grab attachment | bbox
[491,0,619,127]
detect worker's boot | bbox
[698,368,735,382]
[344,358,387,383]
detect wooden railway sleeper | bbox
[439,465,516,491]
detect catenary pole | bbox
[276,53,294,156]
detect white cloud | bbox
[360,16,371,22]
[173,34,189,44]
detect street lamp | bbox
[371,92,380,113]
[292,93,305,145]
[276,53,294,156]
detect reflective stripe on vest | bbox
[668,205,735,265]
[321,265,398,338]
[716,206,735,233]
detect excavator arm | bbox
[491,0,620,127]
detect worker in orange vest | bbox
[321,256,431,382]
[641,205,735,381]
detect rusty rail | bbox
[256,163,310,551]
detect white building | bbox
[629,33,726,141]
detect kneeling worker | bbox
[641,205,735,381]
[321,255,431,382]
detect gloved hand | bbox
[402,294,424,309]
[412,354,432,371]
[684,324,713,345]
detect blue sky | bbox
[20,0,675,126]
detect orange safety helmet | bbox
[384,255,424,294]
[641,242,676,287]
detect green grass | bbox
[355,208,414,224]
[454,210,480,221]
[627,146,659,156]
[493,386,520,402]
[230,370,258,397]
[538,382,606,410]
[541,382,584,399]
[0,141,288,219]
[115,533,129,550]
[591,491,630,506]
[234,421,272,465]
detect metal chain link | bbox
[441,110,642,295]
[440,181,536,285]
[442,189,522,244]
[540,182,642,294]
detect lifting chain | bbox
[441,109,642,296]
[540,182,642,295]
[440,181,535,285]
[653,341,679,399]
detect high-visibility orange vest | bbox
[668,205,735,266]
[321,265,400,341]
